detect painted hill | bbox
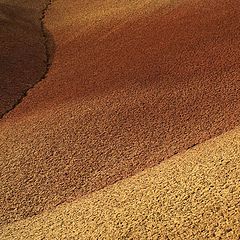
[0,0,240,238]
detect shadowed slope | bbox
[0,0,53,118]
[1,0,240,226]
[0,126,239,239]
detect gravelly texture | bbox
[0,0,49,117]
[1,0,240,229]
[0,127,239,239]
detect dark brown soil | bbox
[0,0,50,118]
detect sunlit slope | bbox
[0,0,48,117]
[1,127,239,239]
[1,0,240,226]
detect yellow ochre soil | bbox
[1,126,240,239]
[0,0,240,239]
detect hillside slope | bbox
[0,0,240,235]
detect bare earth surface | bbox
[1,126,240,239]
[0,0,240,238]
[0,0,49,117]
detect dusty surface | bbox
[0,127,239,239]
[0,0,240,235]
[0,0,49,117]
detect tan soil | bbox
[0,126,239,239]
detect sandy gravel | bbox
[0,0,240,237]
[1,126,239,239]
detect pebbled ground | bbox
[0,0,240,237]
[0,126,239,239]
